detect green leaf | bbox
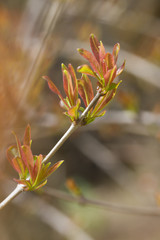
[45,160,64,178]
[107,82,117,91]
[96,110,106,117]
[68,64,78,100]
[32,154,43,184]
[79,107,85,112]
[95,81,122,113]
[33,179,47,191]
[77,64,95,78]
[62,69,74,105]
[37,162,51,182]
[84,117,96,125]
[103,66,117,88]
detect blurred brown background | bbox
[0,0,160,239]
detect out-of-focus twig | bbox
[18,0,68,106]
[43,186,160,218]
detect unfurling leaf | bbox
[112,43,120,63]
[78,34,125,93]
[7,125,64,191]
[45,33,125,125]
[77,65,95,78]
[77,48,101,75]
[116,60,126,75]
[43,76,61,96]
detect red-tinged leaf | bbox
[68,64,78,103]
[116,60,125,76]
[67,106,76,118]
[22,145,34,181]
[95,83,121,113]
[82,74,94,104]
[6,145,18,165]
[45,160,64,178]
[104,69,112,85]
[12,157,26,176]
[77,64,96,78]
[112,43,120,63]
[93,94,112,115]
[62,69,74,104]
[43,76,60,95]
[33,179,47,191]
[13,132,29,167]
[43,75,69,109]
[23,124,31,146]
[77,48,101,76]
[78,80,87,107]
[68,64,78,93]
[99,41,106,66]
[89,33,100,62]
[37,162,51,182]
[78,75,94,108]
[104,66,117,87]
[101,61,106,77]
[68,99,81,120]
[32,154,43,183]
[90,95,104,116]
[105,53,115,70]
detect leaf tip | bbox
[77,48,83,54]
[42,75,50,82]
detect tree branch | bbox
[43,187,160,218]
[0,91,101,210]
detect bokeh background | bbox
[0,0,160,239]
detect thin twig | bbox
[42,91,101,164]
[0,184,24,210]
[43,187,160,218]
[19,1,66,105]
[0,92,102,210]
